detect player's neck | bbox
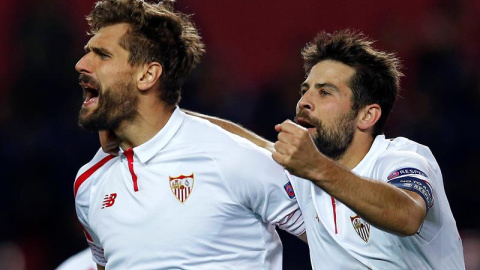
[337,132,374,170]
[114,98,176,150]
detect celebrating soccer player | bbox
[73,1,305,269]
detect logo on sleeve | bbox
[387,167,428,180]
[284,181,296,199]
[350,215,371,243]
[102,193,117,209]
[169,174,194,204]
[388,176,435,209]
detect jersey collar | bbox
[120,106,186,164]
[352,135,389,174]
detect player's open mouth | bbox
[81,83,99,107]
[295,117,315,129]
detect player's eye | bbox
[319,89,330,96]
[299,89,307,96]
[99,53,110,60]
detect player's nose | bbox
[75,54,93,74]
[298,90,315,111]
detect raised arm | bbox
[273,120,427,236]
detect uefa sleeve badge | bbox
[169,174,194,203]
[283,181,296,200]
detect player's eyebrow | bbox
[300,82,339,92]
[84,45,112,56]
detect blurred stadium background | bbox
[0,0,479,269]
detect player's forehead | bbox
[86,23,130,52]
[303,60,355,90]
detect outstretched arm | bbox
[98,110,275,155]
[184,110,275,153]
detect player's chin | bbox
[79,107,95,119]
[78,113,99,131]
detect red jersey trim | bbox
[123,149,139,192]
[74,155,115,197]
[331,196,338,234]
[83,228,93,242]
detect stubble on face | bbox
[295,109,357,161]
[78,74,138,131]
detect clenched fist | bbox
[272,120,325,180]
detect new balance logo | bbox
[102,193,117,209]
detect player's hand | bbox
[99,130,119,156]
[272,120,324,180]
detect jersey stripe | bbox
[277,208,305,235]
[74,155,115,197]
[278,209,300,226]
[331,196,338,234]
[83,228,93,242]
[123,149,139,192]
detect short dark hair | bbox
[302,29,402,136]
[87,0,205,105]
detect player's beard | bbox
[296,109,356,161]
[78,75,138,132]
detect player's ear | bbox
[137,62,162,91]
[357,104,381,131]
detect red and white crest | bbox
[350,215,371,243]
[169,174,194,203]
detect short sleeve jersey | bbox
[291,135,465,270]
[74,108,305,270]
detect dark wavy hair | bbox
[87,0,205,105]
[302,29,402,136]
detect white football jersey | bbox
[292,135,465,270]
[55,248,96,270]
[75,108,305,269]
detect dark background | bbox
[0,0,479,269]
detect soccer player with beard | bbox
[73,1,306,269]
[134,30,464,269]
[270,30,464,269]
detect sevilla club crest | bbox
[350,215,371,243]
[169,174,194,203]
